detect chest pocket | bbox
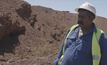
[63,38,83,62]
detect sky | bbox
[25,0,107,18]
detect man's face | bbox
[77,9,93,28]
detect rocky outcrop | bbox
[16,1,31,21]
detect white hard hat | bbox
[75,2,96,16]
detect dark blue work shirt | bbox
[54,25,107,65]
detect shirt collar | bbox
[79,23,97,37]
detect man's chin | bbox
[78,23,83,27]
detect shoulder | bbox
[100,33,107,42]
[65,24,79,37]
[99,33,107,49]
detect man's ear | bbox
[88,12,95,20]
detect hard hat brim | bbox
[75,8,96,17]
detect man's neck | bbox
[80,24,93,35]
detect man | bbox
[54,2,107,65]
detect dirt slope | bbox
[0,0,107,65]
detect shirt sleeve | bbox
[54,44,63,65]
[54,29,70,65]
[99,33,107,65]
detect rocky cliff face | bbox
[0,0,107,65]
